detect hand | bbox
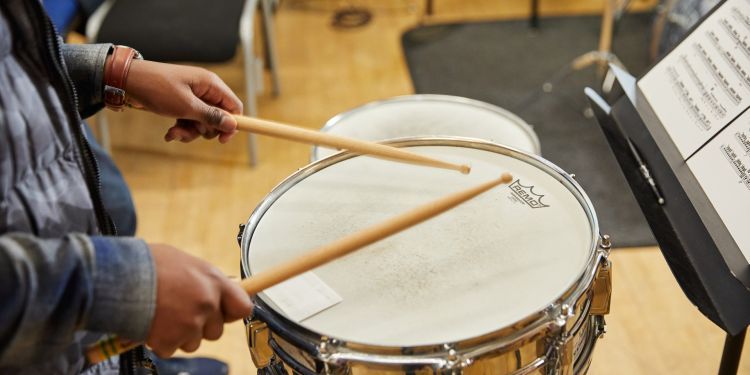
[146,244,253,357]
[124,60,243,144]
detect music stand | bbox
[586,36,750,373]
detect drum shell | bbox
[242,138,610,375]
[246,269,606,374]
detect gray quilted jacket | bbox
[0,0,156,373]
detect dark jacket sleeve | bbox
[62,42,112,118]
[0,233,156,367]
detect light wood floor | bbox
[96,0,750,373]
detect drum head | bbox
[246,140,596,347]
[312,95,541,160]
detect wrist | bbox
[103,45,143,111]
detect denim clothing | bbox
[0,1,156,373]
[84,124,137,236]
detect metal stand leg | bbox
[242,45,259,166]
[530,0,539,28]
[718,329,746,375]
[261,0,281,97]
[240,0,260,166]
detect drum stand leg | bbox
[718,329,746,375]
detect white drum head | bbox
[312,95,540,160]
[247,141,595,347]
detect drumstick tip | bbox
[459,164,471,174]
[500,173,513,183]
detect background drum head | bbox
[311,95,541,160]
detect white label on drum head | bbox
[262,272,343,322]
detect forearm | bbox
[62,42,112,118]
[0,233,155,367]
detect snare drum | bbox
[241,138,611,375]
[311,95,541,161]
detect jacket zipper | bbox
[35,4,116,237]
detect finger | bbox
[147,338,180,358]
[193,122,220,140]
[194,122,212,136]
[202,130,219,140]
[203,314,225,341]
[208,79,243,115]
[220,279,254,322]
[179,335,203,353]
[194,71,243,115]
[218,129,238,144]
[191,100,237,134]
[165,122,201,142]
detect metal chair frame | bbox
[86,0,281,166]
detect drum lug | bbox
[598,234,612,254]
[317,338,337,363]
[237,223,246,247]
[441,343,473,372]
[590,259,612,315]
[247,320,275,368]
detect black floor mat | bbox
[402,13,657,247]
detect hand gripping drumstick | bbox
[130,107,470,173]
[85,173,512,364]
[232,115,471,174]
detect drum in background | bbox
[311,95,541,161]
[241,138,611,375]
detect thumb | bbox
[220,279,254,321]
[191,100,237,133]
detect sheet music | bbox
[639,0,750,157]
[687,111,750,261]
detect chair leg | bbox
[530,0,539,28]
[242,21,259,167]
[97,111,112,154]
[261,0,281,97]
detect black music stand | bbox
[585,63,750,373]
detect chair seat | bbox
[95,0,245,62]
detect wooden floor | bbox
[97,0,750,373]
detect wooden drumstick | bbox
[241,172,513,294]
[85,173,512,364]
[232,115,471,174]
[129,107,469,173]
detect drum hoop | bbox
[311,94,542,161]
[242,137,603,368]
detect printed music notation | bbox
[638,0,750,261]
[639,0,750,157]
[687,115,750,261]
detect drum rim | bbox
[242,137,603,366]
[311,94,542,161]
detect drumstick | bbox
[85,173,512,364]
[130,106,469,173]
[232,115,471,174]
[241,172,513,294]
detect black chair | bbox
[86,0,281,165]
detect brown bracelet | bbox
[103,45,141,111]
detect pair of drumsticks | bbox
[85,114,513,364]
